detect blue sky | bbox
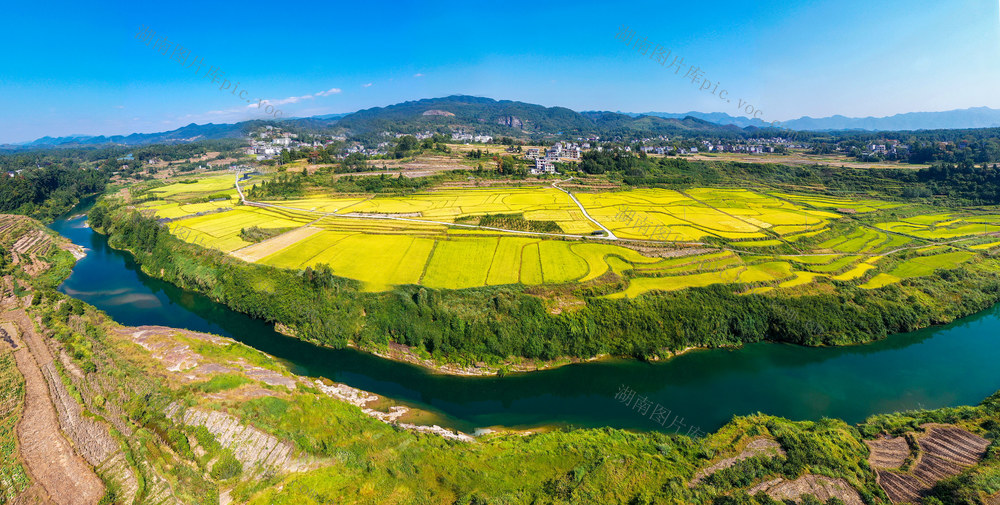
[2,0,998,143]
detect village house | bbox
[532,157,556,175]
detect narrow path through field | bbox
[551,178,618,239]
[2,313,103,505]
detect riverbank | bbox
[45,202,1000,435]
[91,201,1000,379]
[30,270,1000,504]
[278,319,611,376]
[254,317,710,377]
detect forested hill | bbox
[333,95,742,138]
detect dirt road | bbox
[3,314,103,505]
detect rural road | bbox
[551,178,618,239]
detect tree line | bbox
[93,204,1000,367]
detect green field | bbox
[0,351,29,502]
[134,174,1000,297]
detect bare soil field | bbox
[873,424,990,503]
[865,434,910,469]
[367,154,473,171]
[763,475,864,505]
[232,226,321,263]
[300,153,476,178]
[687,150,931,170]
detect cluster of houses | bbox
[627,136,805,155]
[702,142,774,154]
[344,143,389,157]
[639,145,697,155]
[450,131,493,143]
[869,142,908,155]
[516,134,808,175]
[637,139,800,155]
[246,126,348,160]
[526,141,585,174]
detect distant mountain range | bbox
[634,106,1000,131]
[5,97,999,151]
[10,122,247,149]
[2,96,740,150]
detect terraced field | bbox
[137,173,1000,296]
[0,215,56,258]
[868,424,990,503]
[861,251,976,289]
[1,214,83,277]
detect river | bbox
[48,202,1000,435]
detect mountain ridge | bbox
[630,106,1000,131]
[6,97,999,150]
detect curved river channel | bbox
[49,201,1000,434]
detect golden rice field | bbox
[135,174,1000,296]
[137,173,264,221]
[575,188,835,242]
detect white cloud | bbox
[114,105,125,109]
[248,94,315,108]
[413,73,424,78]
[362,82,373,88]
[315,87,342,97]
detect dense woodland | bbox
[246,168,468,200]
[0,139,247,220]
[838,128,1000,164]
[0,165,107,220]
